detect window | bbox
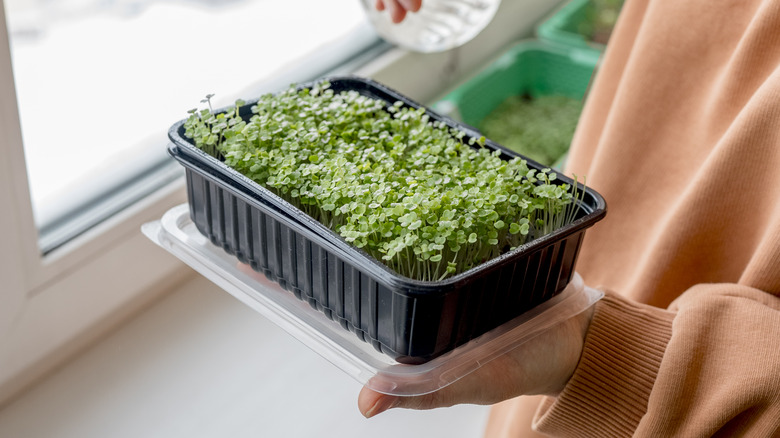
[0,0,382,403]
[0,0,565,406]
[5,0,378,252]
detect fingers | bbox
[384,0,408,23]
[398,0,422,12]
[375,0,423,23]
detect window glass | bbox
[3,0,372,244]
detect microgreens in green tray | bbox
[479,94,583,167]
[184,81,583,282]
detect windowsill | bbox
[0,274,490,437]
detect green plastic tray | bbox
[433,40,599,131]
[537,0,622,52]
[432,40,599,169]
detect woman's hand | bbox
[234,261,594,419]
[375,0,423,23]
[358,305,595,418]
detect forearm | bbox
[534,286,780,437]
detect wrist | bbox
[546,303,596,397]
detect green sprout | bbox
[479,94,583,167]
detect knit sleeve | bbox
[533,286,780,437]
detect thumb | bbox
[359,388,400,418]
[359,387,446,418]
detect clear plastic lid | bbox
[142,204,603,396]
[361,0,502,53]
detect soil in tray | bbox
[479,94,583,167]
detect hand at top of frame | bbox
[375,0,423,23]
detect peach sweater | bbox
[487,0,780,436]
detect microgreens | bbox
[184,81,584,281]
[479,94,583,167]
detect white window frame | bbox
[0,0,564,406]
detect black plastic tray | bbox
[167,76,606,363]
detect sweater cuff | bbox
[533,292,676,437]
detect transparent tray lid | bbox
[142,204,603,396]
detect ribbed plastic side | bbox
[184,169,584,363]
